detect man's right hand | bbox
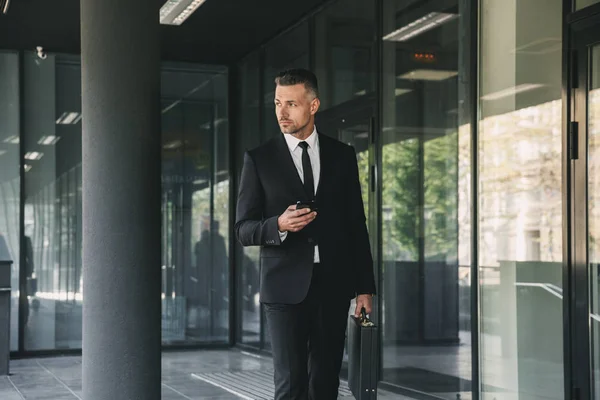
[278,205,317,233]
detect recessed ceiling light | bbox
[160,0,207,26]
[383,12,458,42]
[38,135,61,145]
[24,151,43,161]
[395,88,412,96]
[56,112,82,125]
[3,135,19,144]
[397,69,458,81]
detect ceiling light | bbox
[397,69,458,81]
[38,135,61,145]
[24,164,32,172]
[514,38,561,55]
[383,12,458,42]
[160,0,207,26]
[56,112,82,125]
[163,140,182,150]
[0,150,6,156]
[480,84,545,101]
[24,152,43,161]
[1,0,10,14]
[3,135,19,144]
[395,88,412,96]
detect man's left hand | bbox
[354,294,373,317]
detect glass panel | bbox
[589,44,600,399]
[0,52,21,351]
[23,53,83,350]
[313,0,376,111]
[236,52,261,346]
[577,0,600,10]
[262,21,310,141]
[160,63,230,344]
[381,0,471,396]
[479,0,563,398]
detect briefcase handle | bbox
[359,307,375,327]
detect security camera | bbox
[36,46,47,60]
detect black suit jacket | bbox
[234,132,377,304]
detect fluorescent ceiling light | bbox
[395,88,412,96]
[383,12,458,42]
[514,38,561,55]
[160,0,207,26]
[481,84,545,101]
[56,112,82,125]
[3,135,19,144]
[0,150,6,156]
[397,69,458,81]
[24,164,32,172]
[24,151,43,161]
[1,0,10,15]
[38,135,60,145]
[163,140,183,150]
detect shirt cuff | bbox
[278,230,288,242]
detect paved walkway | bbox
[0,349,408,399]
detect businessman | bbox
[235,68,376,400]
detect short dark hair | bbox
[274,68,319,99]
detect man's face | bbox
[274,84,319,135]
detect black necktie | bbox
[298,141,315,199]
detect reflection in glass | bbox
[23,53,83,350]
[18,56,229,350]
[479,0,563,397]
[589,45,600,399]
[381,0,471,397]
[236,53,261,346]
[314,0,375,111]
[0,52,21,351]
[160,63,230,344]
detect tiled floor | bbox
[0,349,410,399]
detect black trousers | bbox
[263,264,350,400]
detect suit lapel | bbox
[275,135,308,200]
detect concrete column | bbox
[80,0,161,399]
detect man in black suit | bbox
[235,68,376,400]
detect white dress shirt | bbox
[279,126,321,263]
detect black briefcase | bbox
[347,308,378,400]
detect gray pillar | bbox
[80,0,161,399]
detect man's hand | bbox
[354,294,373,318]
[277,205,317,233]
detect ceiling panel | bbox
[0,0,330,64]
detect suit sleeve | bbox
[347,146,377,296]
[234,151,282,247]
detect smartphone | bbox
[296,200,318,212]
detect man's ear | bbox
[310,98,320,115]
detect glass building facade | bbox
[2,0,600,398]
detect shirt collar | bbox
[283,125,318,152]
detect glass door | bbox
[589,42,600,400]
[571,17,600,400]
